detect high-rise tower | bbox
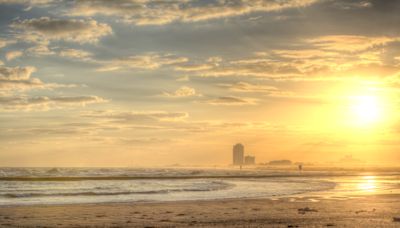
[232,143,244,165]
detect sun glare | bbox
[350,95,382,125]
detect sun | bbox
[350,95,382,125]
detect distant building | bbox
[339,155,362,164]
[232,143,244,165]
[268,160,292,166]
[244,155,255,165]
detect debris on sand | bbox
[393,217,400,222]
[298,207,318,214]
[356,209,376,214]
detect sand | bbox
[1,194,400,227]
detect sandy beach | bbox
[1,194,400,227]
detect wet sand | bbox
[1,194,400,227]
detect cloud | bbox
[219,82,330,104]
[219,81,327,102]
[11,17,112,44]
[176,75,189,82]
[170,35,400,81]
[1,119,286,144]
[65,0,319,25]
[0,122,121,140]
[0,95,107,111]
[97,53,188,72]
[81,110,189,122]
[307,35,398,53]
[272,49,336,59]
[59,48,93,60]
[0,0,54,11]
[50,96,106,104]
[0,0,53,5]
[5,50,23,61]
[26,44,55,56]
[0,39,7,49]
[0,66,71,91]
[332,0,373,10]
[268,36,400,80]
[205,96,257,106]
[191,58,302,78]
[0,38,15,49]
[24,126,91,136]
[219,81,279,93]
[119,137,172,145]
[172,57,298,79]
[78,110,287,135]
[163,86,198,98]
[174,64,214,72]
[0,66,35,81]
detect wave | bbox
[1,167,399,181]
[1,181,235,198]
[2,190,169,198]
[0,175,288,181]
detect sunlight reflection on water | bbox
[357,176,377,192]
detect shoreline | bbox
[0,172,396,181]
[1,190,396,209]
[1,193,400,227]
[0,181,338,207]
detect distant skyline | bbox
[1,0,400,167]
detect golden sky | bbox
[0,0,399,167]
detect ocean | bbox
[0,167,399,206]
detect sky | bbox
[0,0,399,167]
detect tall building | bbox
[244,155,255,165]
[232,143,244,165]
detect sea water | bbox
[0,167,398,205]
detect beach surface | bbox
[1,194,400,227]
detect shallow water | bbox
[0,167,398,205]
